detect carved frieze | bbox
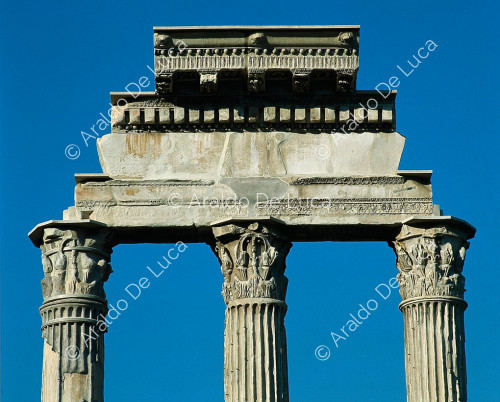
[291,176,406,185]
[255,197,434,216]
[75,197,433,217]
[154,49,358,73]
[152,28,360,95]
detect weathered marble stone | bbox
[390,217,475,402]
[153,26,360,97]
[97,131,405,180]
[69,172,435,244]
[30,25,475,402]
[30,220,113,402]
[212,220,291,402]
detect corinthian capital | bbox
[391,217,475,302]
[212,221,292,305]
[35,222,113,301]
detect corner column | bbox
[391,217,475,402]
[211,221,292,402]
[32,221,113,402]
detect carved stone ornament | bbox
[336,69,356,92]
[154,33,172,48]
[392,227,469,301]
[292,72,310,93]
[248,32,268,46]
[212,222,291,304]
[339,31,356,45]
[38,226,113,382]
[200,71,218,93]
[213,221,292,402]
[156,73,173,94]
[40,227,112,300]
[248,71,265,92]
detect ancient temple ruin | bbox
[29,26,475,402]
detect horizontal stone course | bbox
[110,104,394,132]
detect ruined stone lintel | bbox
[390,217,475,402]
[71,174,435,240]
[212,220,291,402]
[33,221,113,402]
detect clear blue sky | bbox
[1,0,499,401]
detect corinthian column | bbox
[30,221,113,402]
[391,217,475,402]
[211,221,292,402]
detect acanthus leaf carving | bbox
[40,227,112,300]
[213,223,290,304]
[393,231,469,301]
[38,225,113,377]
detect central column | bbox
[212,221,292,402]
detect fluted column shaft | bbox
[37,223,113,402]
[392,219,474,402]
[212,221,291,402]
[400,297,467,401]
